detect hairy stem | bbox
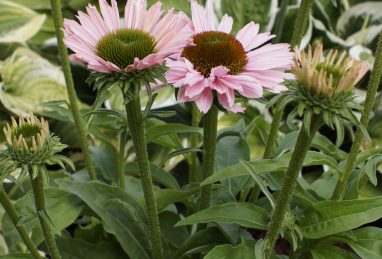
[264,117,322,257]
[263,108,283,159]
[189,104,202,183]
[50,0,96,180]
[290,0,314,47]
[118,131,126,189]
[332,32,382,200]
[199,105,219,211]
[0,191,41,259]
[125,95,163,259]
[29,171,61,259]
[262,0,314,160]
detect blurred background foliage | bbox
[0,0,382,257]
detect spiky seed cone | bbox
[3,114,66,165]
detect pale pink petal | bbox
[191,0,214,33]
[76,11,103,41]
[236,22,260,51]
[166,60,189,87]
[85,4,108,35]
[218,93,245,113]
[251,33,276,49]
[217,14,233,34]
[195,88,213,113]
[210,66,230,78]
[184,81,206,98]
[99,0,120,31]
[143,2,163,32]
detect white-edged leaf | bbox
[0,48,71,115]
[0,1,46,43]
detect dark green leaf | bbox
[3,188,83,251]
[56,181,150,259]
[311,245,354,259]
[146,124,202,143]
[176,202,269,230]
[346,227,382,259]
[173,227,230,258]
[202,151,338,185]
[56,237,127,259]
[155,187,200,211]
[300,197,382,238]
[204,242,255,259]
[126,162,180,190]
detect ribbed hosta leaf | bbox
[0,48,70,115]
[0,1,46,43]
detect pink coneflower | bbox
[63,0,189,74]
[166,0,294,113]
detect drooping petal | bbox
[195,88,213,113]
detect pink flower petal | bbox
[195,88,213,113]
[236,22,260,51]
[99,0,120,32]
[217,14,233,34]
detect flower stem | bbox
[125,95,163,259]
[262,0,314,160]
[332,32,382,200]
[199,105,219,211]
[50,0,97,180]
[0,191,41,259]
[189,104,202,183]
[118,131,126,189]
[290,0,314,48]
[263,108,283,159]
[264,116,322,257]
[29,171,61,259]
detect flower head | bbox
[64,0,189,74]
[273,44,369,145]
[292,44,369,97]
[3,114,67,165]
[165,0,293,113]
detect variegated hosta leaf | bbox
[0,0,46,43]
[0,48,70,115]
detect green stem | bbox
[332,32,382,200]
[189,104,202,183]
[125,95,163,259]
[118,131,126,189]
[290,0,314,48]
[50,0,97,180]
[29,171,61,259]
[250,184,261,203]
[264,117,322,257]
[199,105,219,211]
[263,108,283,159]
[273,0,291,43]
[0,191,41,259]
[262,0,314,160]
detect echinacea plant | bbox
[2,114,73,259]
[0,156,41,259]
[264,44,369,256]
[62,1,190,258]
[166,0,293,211]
